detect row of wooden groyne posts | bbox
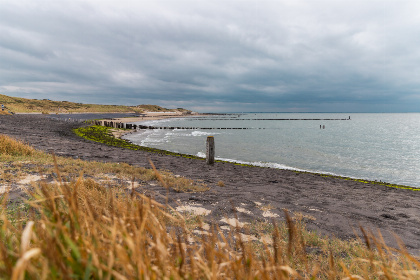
[48,116,255,130]
[92,119,218,165]
[92,118,351,131]
[92,120,255,130]
[50,116,351,131]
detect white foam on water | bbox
[191,131,215,136]
[159,130,220,138]
[214,156,305,172]
[216,157,364,179]
[196,152,206,158]
[124,129,168,145]
[195,152,309,172]
[133,117,184,127]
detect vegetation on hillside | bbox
[0,94,190,114]
[0,134,419,278]
[136,104,190,113]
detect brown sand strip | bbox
[1,114,420,254]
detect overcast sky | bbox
[1,0,419,112]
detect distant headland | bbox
[0,94,191,115]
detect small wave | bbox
[196,152,206,158]
[132,117,184,127]
[191,131,219,136]
[215,157,305,171]
[122,129,153,141]
[194,152,304,171]
[142,138,166,144]
[163,130,220,137]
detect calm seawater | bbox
[124,113,420,188]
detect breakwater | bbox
[94,120,257,130]
[91,117,351,131]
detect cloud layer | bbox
[1,0,419,112]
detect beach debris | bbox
[220,217,248,228]
[176,205,211,216]
[17,175,43,185]
[262,211,279,218]
[193,230,211,236]
[236,207,252,215]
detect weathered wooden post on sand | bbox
[206,136,215,165]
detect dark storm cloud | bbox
[0,0,419,112]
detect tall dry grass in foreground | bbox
[0,134,420,279]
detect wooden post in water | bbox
[206,136,215,165]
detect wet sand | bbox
[1,114,420,254]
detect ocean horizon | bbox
[123,112,420,188]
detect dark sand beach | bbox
[1,114,420,254]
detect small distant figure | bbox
[349,116,351,120]
[1,104,4,111]
[323,125,325,129]
[320,125,321,129]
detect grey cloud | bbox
[0,0,419,112]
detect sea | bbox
[123,113,420,188]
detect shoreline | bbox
[118,123,417,191]
[116,128,419,191]
[115,113,417,190]
[1,114,420,254]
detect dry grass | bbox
[0,94,141,113]
[0,134,207,193]
[0,135,37,156]
[217,180,225,187]
[160,174,209,193]
[136,104,182,112]
[1,134,420,279]
[2,174,419,279]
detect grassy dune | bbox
[0,94,189,114]
[1,134,419,279]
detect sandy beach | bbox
[110,111,199,123]
[1,114,420,254]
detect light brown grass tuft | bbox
[162,174,209,192]
[0,134,36,156]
